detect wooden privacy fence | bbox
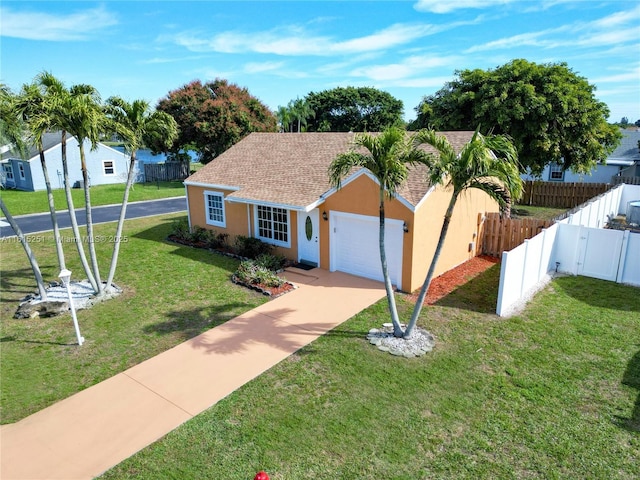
[143,162,190,182]
[520,181,611,208]
[479,212,552,258]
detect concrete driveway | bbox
[0,267,385,480]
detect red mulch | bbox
[406,255,500,305]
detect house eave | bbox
[184,180,241,191]
[226,196,323,212]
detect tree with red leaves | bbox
[156,79,277,164]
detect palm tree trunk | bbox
[0,198,48,300]
[105,151,136,291]
[79,144,103,294]
[378,189,404,337]
[61,133,98,292]
[405,190,459,338]
[38,148,66,271]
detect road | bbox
[0,197,187,239]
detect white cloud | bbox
[349,55,457,81]
[243,61,286,74]
[414,0,511,14]
[0,6,118,41]
[466,6,640,53]
[172,23,441,56]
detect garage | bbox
[329,211,404,289]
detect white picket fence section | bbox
[496,183,640,317]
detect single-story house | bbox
[0,132,138,191]
[184,132,502,293]
[522,128,640,183]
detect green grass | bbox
[1,216,638,478]
[0,214,268,423]
[100,275,638,480]
[512,204,567,221]
[0,181,187,216]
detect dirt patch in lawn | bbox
[406,255,500,305]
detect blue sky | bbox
[1,1,639,123]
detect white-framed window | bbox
[4,164,14,180]
[256,205,290,248]
[549,163,564,181]
[204,191,226,227]
[103,161,115,175]
[18,163,25,179]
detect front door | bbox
[297,209,320,266]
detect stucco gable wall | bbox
[320,173,414,287]
[410,186,500,292]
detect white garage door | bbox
[330,211,403,289]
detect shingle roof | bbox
[186,131,474,209]
[607,129,640,164]
[1,131,71,161]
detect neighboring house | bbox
[0,132,137,191]
[184,132,502,293]
[522,129,640,183]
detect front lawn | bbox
[0,181,187,216]
[1,213,637,478]
[99,274,638,478]
[0,214,268,423]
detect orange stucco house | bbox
[184,132,500,293]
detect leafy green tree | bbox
[156,79,277,163]
[409,59,621,176]
[329,127,431,337]
[404,128,523,338]
[0,85,48,299]
[104,97,178,291]
[306,86,404,132]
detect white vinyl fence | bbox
[496,183,640,317]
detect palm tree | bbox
[0,84,48,299]
[276,105,291,133]
[103,96,178,292]
[15,82,67,272]
[329,127,431,337]
[403,128,523,338]
[289,98,314,133]
[38,72,99,292]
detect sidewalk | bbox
[0,268,385,480]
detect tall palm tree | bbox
[276,105,291,133]
[0,84,48,299]
[404,128,524,338]
[38,72,99,292]
[103,96,178,292]
[15,82,67,272]
[289,98,314,133]
[329,127,431,337]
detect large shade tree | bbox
[103,96,178,291]
[156,79,277,163]
[404,128,524,339]
[306,86,404,132]
[329,127,431,337]
[409,59,621,176]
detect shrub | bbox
[255,253,287,272]
[170,218,191,241]
[233,235,273,259]
[235,260,284,288]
